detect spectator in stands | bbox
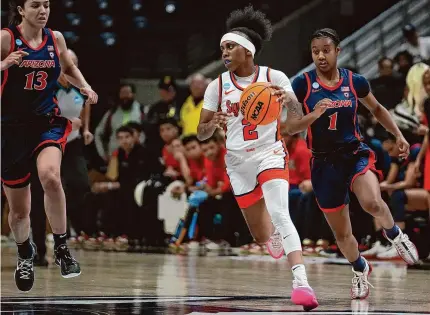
[394,50,414,81]
[400,24,430,64]
[145,76,182,156]
[182,135,206,188]
[180,74,207,136]
[92,126,165,250]
[370,57,404,110]
[197,135,242,249]
[391,63,429,145]
[146,76,179,124]
[95,83,144,161]
[377,135,429,259]
[159,118,189,180]
[415,69,430,194]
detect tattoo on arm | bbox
[286,95,304,119]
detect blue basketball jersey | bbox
[292,68,370,153]
[1,25,61,121]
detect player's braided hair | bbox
[311,28,341,47]
[9,0,26,25]
[226,5,273,55]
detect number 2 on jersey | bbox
[242,119,258,141]
[328,112,338,130]
[24,71,48,91]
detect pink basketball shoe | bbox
[291,281,319,311]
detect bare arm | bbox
[1,30,11,62]
[383,163,417,191]
[54,31,90,89]
[282,91,329,135]
[81,104,91,132]
[197,109,217,141]
[383,163,400,185]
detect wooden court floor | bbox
[1,247,430,314]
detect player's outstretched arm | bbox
[278,87,329,135]
[53,30,98,106]
[360,92,410,159]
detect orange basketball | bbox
[239,82,281,126]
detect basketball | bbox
[240,82,281,126]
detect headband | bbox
[220,32,256,57]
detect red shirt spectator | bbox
[162,145,181,172]
[205,146,229,192]
[287,136,312,186]
[188,157,205,182]
[201,138,230,195]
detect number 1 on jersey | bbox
[328,112,338,130]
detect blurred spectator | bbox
[416,69,430,193]
[95,83,144,161]
[180,73,207,136]
[394,50,414,81]
[370,57,404,110]
[391,63,429,145]
[92,126,165,248]
[377,135,428,259]
[400,24,430,64]
[146,76,179,124]
[182,135,206,188]
[159,118,189,180]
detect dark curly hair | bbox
[226,5,272,55]
[311,28,341,47]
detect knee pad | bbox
[261,179,302,255]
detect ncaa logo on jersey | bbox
[311,82,321,93]
[74,96,81,104]
[344,92,349,98]
[49,52,54,59]
[15,39,23,46]
[223,82,231,90]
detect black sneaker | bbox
[14,244,36,292]
[54,244,81,278]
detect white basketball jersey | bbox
[219,66,280,152]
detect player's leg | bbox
[257,142,317,310]
[241,198,273,244]
[36,118,81,278]
[2,134,37,291]
[351,167,418,265]
[312,154,372,300]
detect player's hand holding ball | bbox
[212,111,232,129]
[80,85,98,106]
[1,50,29,70]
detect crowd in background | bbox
[1,24,430,265]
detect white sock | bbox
[292,264,308,285]
[261,179,302,255]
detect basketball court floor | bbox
[1,247,430,314]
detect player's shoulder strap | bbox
[302,71,312,104]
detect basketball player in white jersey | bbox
[197,6,325,311]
